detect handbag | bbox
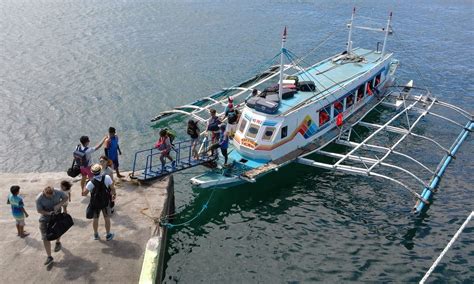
[67,159,81,178]
[46,213,74,241]
[86,203,95,219]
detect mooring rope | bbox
[419,211,473,284]
[160,189,216,229]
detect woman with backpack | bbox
[154,129,175,171]
[187,120,200,159]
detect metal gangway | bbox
[130,137,218,181]
[295,83,473,214]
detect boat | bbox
[131,9,473,214]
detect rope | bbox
[160,189,216,229]
[419,211,473,284]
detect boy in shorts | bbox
[60,180,72,214]
[7,185,29,238]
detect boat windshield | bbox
[246,123,260,139]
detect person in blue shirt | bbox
[218,124,229,166]
[105,127,124,178]
[7,185,29,238]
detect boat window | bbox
[246,123,260,139]
[346,93,355,109]
[366,80,374,96]
[238,118,248,133]
[357,84,365,102]
[262,127,276,141]
[375,73,382,87]
[281,126,288,139]
[319,105,331,126]
[333,99,344,116]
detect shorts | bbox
[92,206,112,219]
[39,221,48,240]
[80,166,93,179]
[15,218,25,226]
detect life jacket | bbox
[319,111,329,125]
[336,113,343,127]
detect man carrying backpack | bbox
[82,164,116,241]
[74,135,107,191]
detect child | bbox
[105,127,124,178]
[155,129,175,171]
[59,181,72,214]
[99,155,115,184]
[7,185,29,238]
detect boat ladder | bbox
[130,136,217,181]
[295,82,473,214]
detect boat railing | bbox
[130,135,217,181]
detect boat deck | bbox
[277,48,384,115]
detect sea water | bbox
[1,0,473,282]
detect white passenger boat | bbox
[133,9,472,214]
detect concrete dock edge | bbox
[139,175,175,284]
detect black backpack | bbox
[90,176,110,210]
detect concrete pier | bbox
[0,172,173,283]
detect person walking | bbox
[154,129,175,171]
[82,164,116,241]
[104,127,124,178]
[36,186,68,265]
[7,185,29,238]
[74,135,107,191]
[187,120,200,159]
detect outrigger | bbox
[131,9,473,214]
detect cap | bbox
[228,96,233,103]
[91,164,102,175]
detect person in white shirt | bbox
[82,164,116,241]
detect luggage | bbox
[246,97,259,109]
[264,84,279,92]
[282,79,296,85]
[254,98,279,114]
[46,213,74,241]
[265,93,280,103]
[67,159,81,177]
[298,81,316,92]
[286,75,299,84]
[281,88,296,100]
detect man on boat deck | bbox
[207,108,221,147]
[223,97,239,138]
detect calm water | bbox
[1,0,473,282]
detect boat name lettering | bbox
[241,138,258,149]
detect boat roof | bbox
[275,47,385,115]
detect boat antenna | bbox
[278,26,287,101]
[381,11,392,58]
[346,7,355,54]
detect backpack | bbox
[228,109,238,124]
[90,176,110,210]
[207,117,220,131]
[73,145,89,167]
[165,128,176,144]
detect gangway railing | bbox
[130,136,217,181]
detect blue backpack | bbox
[73,145,89,167]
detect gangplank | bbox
[130,138,218,181]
